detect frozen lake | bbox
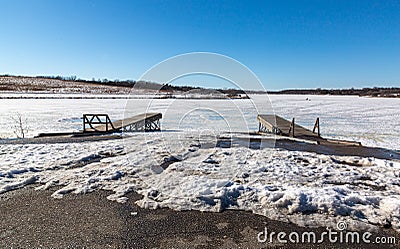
[1,94,399,149]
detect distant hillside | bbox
[0,75,249,97]
[0,75,162,94]
[0,75,398,97]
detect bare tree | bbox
[10,112,29,138]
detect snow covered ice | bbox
[1,94,400,232]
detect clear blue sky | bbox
[1,0,399,90]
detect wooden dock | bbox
[36,113,162,138]
[83,113,162,133]
[258,114,320,138]
[257,114,361,146]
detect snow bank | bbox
[1,95,400,232]
[1,132,400,233]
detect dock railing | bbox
[83,114,116,132]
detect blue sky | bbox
[1,0,399,90]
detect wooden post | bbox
[313,117,320,137]
[289,117,295,137]
[83,114,86,132]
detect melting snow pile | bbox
[1,132,400,232]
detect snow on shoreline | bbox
[1,94,400,232]
[1,132,400,233]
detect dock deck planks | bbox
[257,114,319,139]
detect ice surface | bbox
[1,94,399,149]
[1,94,400,232]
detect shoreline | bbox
[0,185,399,248]
[2,133,399,161]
